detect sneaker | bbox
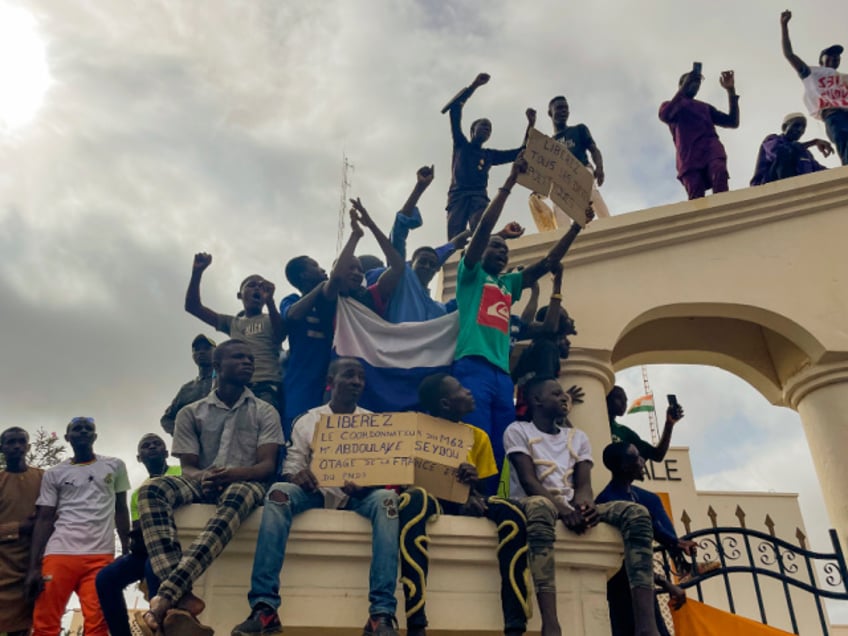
[231,603,283,636]
[362,613,399,636]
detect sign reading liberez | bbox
[311,412,474,503]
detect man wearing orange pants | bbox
[25,416,130,636]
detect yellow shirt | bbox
[464,424,498,480]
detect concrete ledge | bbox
[175,505,625,636]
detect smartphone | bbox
[692,62,702,75]
[667,394,679,408]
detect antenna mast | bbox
[641,365,660,444]
[337,153,354,255]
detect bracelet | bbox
[499,187,512,195]
[550,293,562,300]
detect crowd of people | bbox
[660,10,847,198]
[2,11,845,636]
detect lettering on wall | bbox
[643,458,682,482]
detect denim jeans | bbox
[248,482,399,617]
[452,356,516,495]
[95,553,146,636]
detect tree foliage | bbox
[0,427,66,470]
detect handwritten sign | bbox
[311,412,474,503]
[517,128,593,227]
[412,414,474,502]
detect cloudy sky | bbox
[2,0,846,623]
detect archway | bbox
[612,302,825,406]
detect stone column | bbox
[784,362,848,551]
[559,348,616,464]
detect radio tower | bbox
[336,153,354,255]
[641,365,660,444]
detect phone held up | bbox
[667,394,683,420]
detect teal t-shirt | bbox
[454,256,523,373]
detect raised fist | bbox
[193,252,212,272]
[472,73,491,88]
[510,152,529,178]
[417,165,435,187]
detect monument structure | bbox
[170,167,848,635]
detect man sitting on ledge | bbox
[138,339,283,636]
[505,378,660,636]
[232,357,401,636]
[597,442,695,635]
[399,373,530,636]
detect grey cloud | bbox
[2,3,845,605]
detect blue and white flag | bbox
[334,297,459,412]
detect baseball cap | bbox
[191,334,216,349]
[820,45,844,59]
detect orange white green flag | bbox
[671,598,794,635]
[627,394,655,414]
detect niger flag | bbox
[626,394,655,414]
[672,599,794,635]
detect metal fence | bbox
[655,506,848,635]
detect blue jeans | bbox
[453,356,516,494]
[824,109,848,166]
[248,483,399,617]
[95,553,146,636]
[144,558,160,597]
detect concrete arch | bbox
[611,303,826,405]
[439,167,848,564]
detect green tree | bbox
[0,426,66,470]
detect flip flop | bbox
[163,609,215,636]
[135,610,162,636]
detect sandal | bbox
[135,610,162,636]
[163,609,215,636]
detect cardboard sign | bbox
[412,414,475,503]
[517,128,594,227]
[311,412,474,503]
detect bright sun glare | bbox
[0,3,50,131]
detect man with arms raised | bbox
[444,73,528,238]
[453,152,592,492]
[185,255,285,413]
[280,254,336,436]
[659,66,740,199]
[365,165,468,323]
[232,357,401,636]
[781,10,848,165]
[606,386,683,463]
[138,339,283,635]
